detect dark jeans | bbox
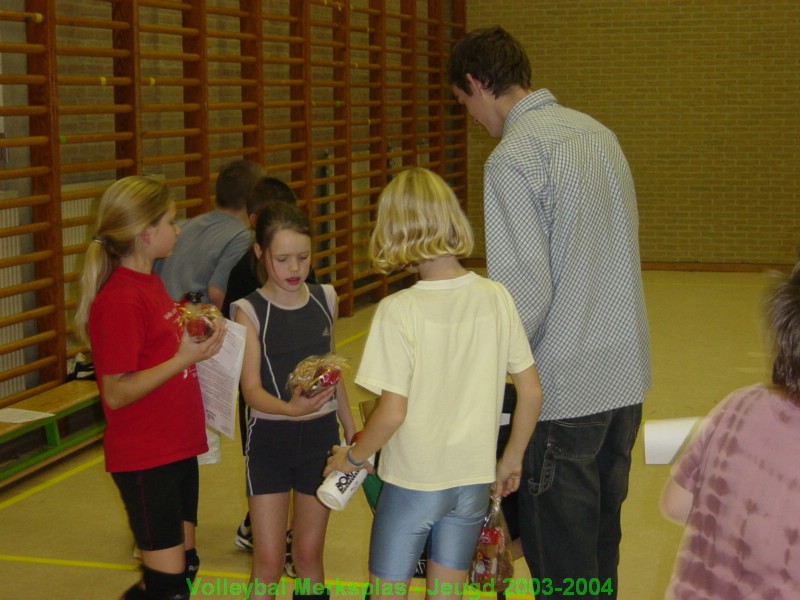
[518,403,642,600]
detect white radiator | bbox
[0,191,26,399]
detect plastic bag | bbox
[469,496,514,592]
[178,292,222,342]
[197,428,221,465]
[287,353,347,396]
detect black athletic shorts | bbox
[245,410,339,496]
[111,456,199,551]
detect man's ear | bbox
[465,73,486,96]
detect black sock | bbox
[184,548,200,584]
[293,590,330,600]
[243,512,251,527]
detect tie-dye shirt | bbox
[667,384,800,599]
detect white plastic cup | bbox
[316,450,374,510]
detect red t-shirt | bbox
[89,266,207,472]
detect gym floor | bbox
[0,270,777,599]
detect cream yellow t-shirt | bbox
[355,271,534,491]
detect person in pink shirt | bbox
[660,264,800,599]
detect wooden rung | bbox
[0,105,48,117]
[139,76,201,87]
[0,135,48,148]
[141,127,202,139]
[0,194,50,210]
[138,0,193,11]
[0,165,50,180]
[0,221,50,239]
[0,277,54,301]
[0,10,43,24]
[58,46,130,59]
[207,78,258,87]
[53,15,131,31]
[141,103,201,113]
[0,306,54,331]
[0,355,56,386]
[139,23,199,37]
[207,29,257,42]
[0,250,54,271]
[58,104,132,116]
[208,101,258,111]
[59,132,134,145]
[57,75,133,86]
[0,42,45,54]
[140,50,200,62]
[61,188,105,202]
[62,214,94,228]
[0,74,47,85]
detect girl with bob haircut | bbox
[660,264,800,598]
[325,167,543,599]
[75,176,226,600]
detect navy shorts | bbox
[245,411,339,496]
[111,457,199,551]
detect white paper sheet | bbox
[195,318,246,439]
[0,408,54,424]
[643,417,702,465]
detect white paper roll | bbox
[643,417,701,464]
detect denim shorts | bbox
[369,482,491,581]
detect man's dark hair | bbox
[247,176,297,216]
[447,26,531,97]
[770,262,800,400]
[215,160,265,210]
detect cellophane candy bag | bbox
[469,496,514,592]
[178,291,222,342]
[287,353,347,396]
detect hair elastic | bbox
[92,235,107,245]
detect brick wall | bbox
[465,1,800,266]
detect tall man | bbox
[448,27,651,599]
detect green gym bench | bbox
[0,380,105,487]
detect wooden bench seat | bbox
[0,380,105,487]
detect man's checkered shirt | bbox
[483,89,652,421]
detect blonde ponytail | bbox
[74,176,172,343]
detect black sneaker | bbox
[284,529,296,578]
[234,518,253,551]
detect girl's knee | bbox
[251,552,286,582]
[290,547,323,576]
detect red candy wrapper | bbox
[287,353,347,396]
[469,496,514,592]
[178,292,222,342]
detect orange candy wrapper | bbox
[287,353,348,396]
[469,496,514,592]
[178,292,222,342]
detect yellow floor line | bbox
[0,553,136,571]
[337,328,368,349]
[0,453,103,512]
[0,554,532,598]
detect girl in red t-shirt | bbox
[75,176,226,600]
